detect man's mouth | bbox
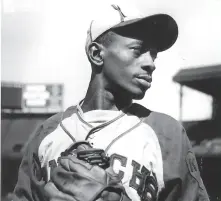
[136,74,152,83]
[135,74,152,89]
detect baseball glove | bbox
[44,141,131,201]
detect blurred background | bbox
[1,0,221,200]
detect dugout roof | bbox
[173,64,221,98]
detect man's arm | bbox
[158,126,210,201]
[144,111,210,201]
[179,129,210,201]
[9,125,47,201]
[9,109,77,201]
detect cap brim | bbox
[112,14,178,52]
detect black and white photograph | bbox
[1,0,221,201]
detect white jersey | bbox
[13,103,209,201]
[38,104,164,200]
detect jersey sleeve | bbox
[179,128,210,201]
[158,126,210,201]
[9,109,75,201]
[9,124,47,201]
[144,111,210,201]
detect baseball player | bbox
[11,3,209,201]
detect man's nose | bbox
[140,52,156,73]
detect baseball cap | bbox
[85,4,178,55]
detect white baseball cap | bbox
[85,4,178,55]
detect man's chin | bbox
[115,86,148,100]
[132,91,146,100]
[132,86,150,100]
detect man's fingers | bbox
[51,168,102,200]
[44,181,76,201]
[101,190,122,201]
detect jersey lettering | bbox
[110,153,127,180]
[129,160,158,201]
[129,160,146,190]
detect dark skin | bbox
[81,31,157,113]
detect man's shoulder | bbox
[130,103,185,138]
[147,110,182,129]
[22,106,78,162]
[27,105,77,145]
[42,105,77,133]
[132,104,189,161]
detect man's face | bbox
[101,31,157,100]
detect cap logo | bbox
[111,4,126,22]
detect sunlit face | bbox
[101,32,157,100]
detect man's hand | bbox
[44,142,128,201]
[44,180,122,201]
[44,182,76,201]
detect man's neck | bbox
[81,76,132,113]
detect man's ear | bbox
[88,42,104,66]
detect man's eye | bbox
[130,47,141,55]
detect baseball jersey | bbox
[12,103,210,201]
